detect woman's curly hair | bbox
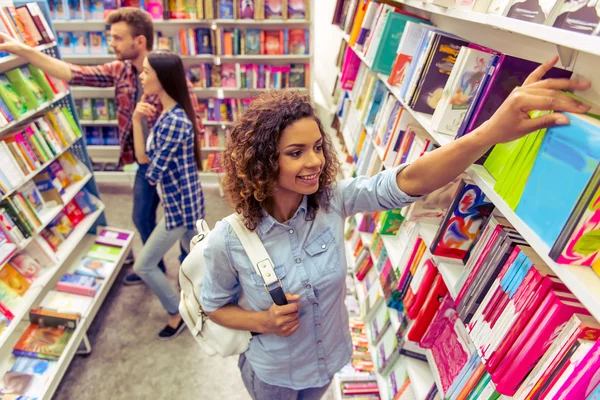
[222,90,340,231]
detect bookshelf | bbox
[329,1,600,399]
[52,4,316,185]
[0,1,137,398]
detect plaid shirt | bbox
[146,105,204,230]
[70,61,204,166]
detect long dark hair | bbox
[147,50,202,169]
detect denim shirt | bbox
[200,165,420,390]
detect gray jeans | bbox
[238,353,330,400]
[133,217,195,315]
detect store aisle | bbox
[54,182,336,400]
[54,182,249,400]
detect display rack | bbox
[0,1,134,398]
[52,6,316,186]
[329,1,600,398]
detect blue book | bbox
[245,29,261,55]
[364,81,387,127]
[219,0,234,18]
[516,113,600,247]
[195,28,212,55]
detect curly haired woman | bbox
[200,58,590,400]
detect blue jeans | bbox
[238,353,330,400]
[133,164,189,268]
[133,218,196,315]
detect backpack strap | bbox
[225,214,288,306]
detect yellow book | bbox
[349,0,369,46]
[44,112,69,147]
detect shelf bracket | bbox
[76,333,92,356]
[556,45,578,70]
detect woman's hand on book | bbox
[0,32,27,55]
[481,56,591,146]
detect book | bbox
[56,273,101,297]
[95,227,131,248]
[288,0,307,18]
[9,252,42,282]
[264,0,284,19]
[40,290,93,316]
[29,308,80,329]
[411,34,469,114]
[517,113,600,248]
[0,74,26,117]
[74,256,116,279]
[13,324,74,360]
[430,180,495,260]
[48,213,74,241]
[0,264,30,296]
[86,243,122,262]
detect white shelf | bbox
[467,164,600,322]
[380,234,404,268]
[0,203,104,357]
[438,262,464,300]
[359,232,373,248]
[417,223,438,249]
[63,54,312,64]
[0,43,57,73]
[0,140,77,203]
[394,0,600,57]
[203,147,225,151]
[203,120,234,126]
[194,87,310,98]
[79,120,118,126]
[0,91,70,138]
[86,146,120,163]
[53,18,311,30]
[405,357,435,400]
[93,170,135,185]
[18,174,93,251]
[425,349,445,398]
[39,229,132,400]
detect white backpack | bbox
[178,213,287,358]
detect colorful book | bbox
[56,273,101,297]
[13,324,74,360]
[74,256,116,279]
[40,290,93,316]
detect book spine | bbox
[56,282,97,297]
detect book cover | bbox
[5,68,39,110]
[72,32,89,55]
[219,0,235,18]
[412,35,469,114]
[288,0,306,18]
[88,32,106,55]
[245,29,261,55]
[13,324,74,360]
[240,0,255,18]
[56,273,101,297]
[48,213,74,241]
[516,113,600,248]
[40,290,93,316]
[96,227,131,248]
[372,12,430,76]
[431,181,495,260]
[63,200,85,226]
[74,256,117,279]
[57,31,74,54]
[73,189,97,216]
[9,253,42,282]
[86,243,122,262]
[0,74,27,117]
[29,308,80,329]
[287,28,307,55]
[264,0,283,19]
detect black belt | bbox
[250,283,289,337]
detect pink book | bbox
[492,293,589,395]
[341,47,361,90]
[455,224,503,305]
[395,237,423,293]
[14,132,40,168]
[420,294,456,349]
[552,340,600,400]
[484,270,552,369]
[430,310,473,395]
[467,247,518,336]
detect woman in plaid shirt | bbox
[131,50,204,340]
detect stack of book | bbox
[332,0,600,37]
[0,2,55,59]
[52,0,311,21]
[187,63,309,89]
